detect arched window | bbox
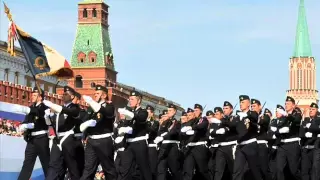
[83,8,88,18]
[77,52,86,63]
[75,75,83,88]
[88,51,97,63]
[93,8,97,18]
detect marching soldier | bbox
[17,87,50,180]
[156,104,182,180]
[251,99,271,180]
[180,108,194,166]
[79,84,117,180]
[275,96,302,180]
[233,95,262,180]
[117,90,152,180]
[44,86,82,180]
[146,105,160,180]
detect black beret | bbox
[223,101,233,108]
[286,96,295,104]
[32,86,44,97]
[194,104,203,110]
[130,90,142,97]
[74,91,81,99]
[162,110,168,115]
[168,103,177,109]
[181,111,187,116]
[206,110,214,116]
[95,84,108,93]
[264,108,272,115]
[146,105,154,111]
[251,99,261,105]
[310,102,319,108]
[187,108,194,113]
[276,104,285,111]
[239,95,250,101]
[214,107,223,113]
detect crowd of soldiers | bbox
[14,83,320,180]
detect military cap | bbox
[146,105,154,111]
[286,96,295,104]
[223,101,233,108]
[251,99,261,105]
[95,84,108,93]
[214,107,223,113]
[168,103,177,109]
[239,95,250,101]
[74,91,81,99]
[194,104,203,110]
[32,86,44,97]
[130,90,142,97]
[64,86,76,94]
[310,102,319,108]
[181,111,187,116]
[264,108,272,115]
[206,110,214,116]
[162,110,168,115]
[187,108,194,113]
[276,104,285,111]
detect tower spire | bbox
[293,0,312,57]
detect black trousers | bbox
[74,138,85,176]
[148,146,158,180]
[208,147,217,180]
[80,137,116,180]
[301,148,313,180]
[46,136,83,180]
[233,141,262,180]
[157,143,182,180]
[117,140,152,180]
[268,147,277,180]
[258,143,271,180]
[18,135,50,180]
[276,141,300,180]
[214,145,234,180]
[312,139,320,180]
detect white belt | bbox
[117,147,125,152]
[239,138,257,145]
[161,132,168,137]
[210,144,219,148]
[74,133,83,137]
[187,141,207,147]
[303,145,314,149]
[57,128,74,151]
[272,146,278,149]
[88,133,113,139]
[162,140,180,144]
[219,140,237,146]
[127,135,148,142]
[148,144,157,147]
[257,140,268,144]
[280,137,300,143]
[31,130,48,136]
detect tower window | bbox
[75,75,83,88]
[87,40,89,46]
[88,51,97,63]
[91,58,95,62]
[77,52,86,63]
[80,58,84,63]
[93,8,97,18]
[83,8,88,18]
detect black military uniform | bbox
[18,87,50,180]
[232,95,262,180]
[180,109,193,164]
[275,96,302,180]
[46,86,82,180]
[183,104,210,180]
[157,104,182,180]
[80,85,117,180]
[146,105,160,180]
[267,108,278,180]
[252,99,271,180]
[117,91,152,180]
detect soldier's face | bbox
[309,107,318,117]
[187,112,194,120]
[276,111,282,118]
[129,96,140,108]
[214,112,223,119]
[223,106,233,116]
[62,91,72,102]
[167,108,176,118]
[147,110,154,118]
[240,100,250,111]
[194,108,202,118]
[251,104,261,113]
[285,101,294,112]
[181,116,188,123]
[31,92,40,103]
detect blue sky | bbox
[0,0,320,112]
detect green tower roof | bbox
[293,0,312,57]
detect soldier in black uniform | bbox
[146,104,160,180]
[17,87,50,180]
[117,90,152,180]
[79,84,116,180]
[156,103,182,180]
[180,108,194,170]
[275,96,302,180]
[44,86,82,180]
[251,99,271,180]
[308,103,320,180]
[182,103,210,180]
[232,95,262,180]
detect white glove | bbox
[79,119,97,132]
[270,126,277,132]
[186,130,194,135]
[117,108,126,114]
[216,128,225,134]
[305,132,313,138]
[22,123,34,129]
[306,123,311,128]
[44,109,52,126]
[115,136,124,144]
[238,112,247,120]
[83,95,94,103]
[83,95,101,112]
[154,136,164,144]
[19,124,28,132]
[209,118,220,124]
[125,127,133,134]
[209,129,213,133]
[122,110,135,120]
[181,126,192,133]
[118,127,127,134]
[114,123,118,128]
[279,127,289,134]
[276,108,287,116]
[272,135,276,139]
[43,100,62,113]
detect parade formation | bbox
[14,84,320,180]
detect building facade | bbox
[286,0,318,115]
